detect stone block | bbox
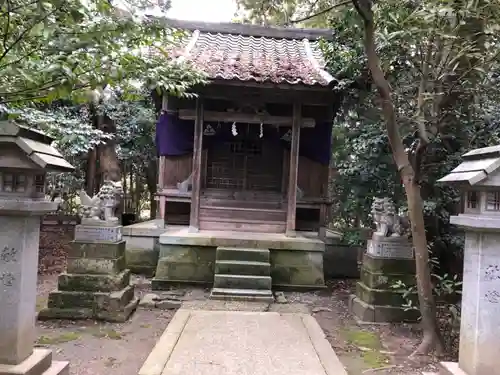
[94,285,136,312]
[270,250,325,288]
[153,245,216,288]
[47,290,96,309]
[458,231,500,375]
[216,247,270,263]
[367,237,414,259]
[153,258,214,285]
[124,239,159,276]
[37,307,94,320]
[0,216,40,365]
[39,285,138,323]
[158,244,216,263]
[68,241,125,259]
[210,288,274,302]
[0,348,59,375]
[355,282,417,306]
[66,256,125,275]
[215,260,270,276]
[213,274,272,290]
[349,295,420,323]
[57,270,130,292]
[362,253,415,274]
[360,267,416,289]
[74,225,122,242]
[323,244,361,279]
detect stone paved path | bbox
[139,309,347,375]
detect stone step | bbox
[210,288,274,302]
[215,260,270,276]
[42,361,70,375]
[213,274,272,290]
[438,362,466,375]
[201,220,286,233]
[0,348,53,375]
[216,247,270,263]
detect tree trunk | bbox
[97,113,121,182]
[85,103,99,196]
[353,0,443,355]
[146,159,158,220]
[97,106,123,221]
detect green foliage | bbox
[0,0,207,104]
[234,0,340,27]
[323,0,500,276]
[0,0,208,213]
[4,104,109,155]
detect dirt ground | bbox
[35,227,459,375]
[36,274,454,375]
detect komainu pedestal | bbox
[349,197,419,323]
[38,225,139,322]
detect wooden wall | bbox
[161,150,329,199]
[282,150,329,198]
[160,151,207,188]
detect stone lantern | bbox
[438,145,500,375]
[0,121,74,375]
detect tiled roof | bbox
[165,20,335,87]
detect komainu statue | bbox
[371,197,410,237]
[79,180,124,225]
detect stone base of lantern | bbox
[0,348,69,375]
[38,237,139,322]
[349,243,419,323]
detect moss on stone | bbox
[271,250,324,287]
[36,332,81,345]
[125,246,159,275]
[58,270,130,292]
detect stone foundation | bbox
[152,245,217,289]
[39,238,139,322]
[123,220,163,276]
[152,227,326,290]
[350,237,419,324]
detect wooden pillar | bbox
[157,94,170,223]
[157,156,166,220]
[189,97,204,232]
[286,102,301,237]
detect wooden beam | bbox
[209,79,335,92]
[189,97,204,232]
[198,84,337,106]
[286,102,301,237]
[178,109,315,128]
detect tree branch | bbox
[0,7,57,63]
[289,0,352,24]
[0,0,38,17]
[3,0,11,52]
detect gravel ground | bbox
[36,275,444,375]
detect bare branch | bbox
[0,7,58,63]
[289,0,352,24]
[3,0,11,52]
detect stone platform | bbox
[139,310,347,375]
[152,226,326,290]
[38,229,139,322]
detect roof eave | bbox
[154,17,334,41]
